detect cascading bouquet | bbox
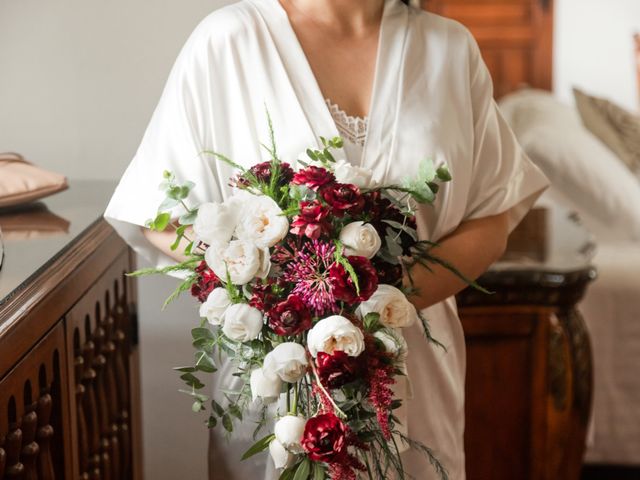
[134,124,475,480]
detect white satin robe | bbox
[104,1,549,478]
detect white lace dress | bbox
[325,98,368,163]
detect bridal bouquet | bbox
[134,125,470,480]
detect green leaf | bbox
[179,210,197,225]
[222,413,233,432]
[241,433,275,460]
[312,462,325,480]
[211,399,225,417]
[153,212,171,231]
[333,240,360,295]
[158,197,180,211]
[192,400,203,412]
[293,458,311,480]
[173,366,196,373]
[279,467,296,480]
[436,165,452,182]
[228,404,243,421]
[192,327,214,341]
[206,415,217,428]
[195,351,217,373]
[363,312,381,333]
[179,372,205,390]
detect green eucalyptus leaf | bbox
[173,366,196,373]
[222,413,233,432]
[192,327,214,341]
[206,415,217,428]
[179,210,197,225]
[153,212,171,231]
[192,400,203,412]
[436,165,452,182]
[158,197,180,211]
[211,399,225,417]
[195,351,217,373]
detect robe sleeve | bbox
[104,24,222,270]
[462,34,549,233]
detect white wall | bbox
[554,0,640,111]
[0,2,234,479]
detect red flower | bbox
[292,165,335,190]
[329,256,378,303]
[290,200,332,240]
[321,183,364,217]
[190,261,221,303]
[236,161,294,187]
[317,351,363,389]
[267,295,312,336]
[301,413,349,463]
[371,257,404,287]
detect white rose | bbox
[269,439,294,469]
[250,368,282,404]
[205,239,270,285]
[339,221,382,259]
[198,288,231,326]
[358,284,417,328]
[307,315,365,358]
[222,303,263,342]
[374,329,408,359]
[274,415,306,453]
[193,201,238,246]
[235,194,289,248]
[263,343,308,383]
[333,159,373,188]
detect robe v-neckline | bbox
[250,0,409,176]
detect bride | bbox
[105,0,549,478]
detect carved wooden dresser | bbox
[0,181,142,479]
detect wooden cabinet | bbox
[0,182,142,480]
[422,0,554,98]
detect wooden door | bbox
[422,0,554,98]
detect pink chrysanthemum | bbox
[284,240,337,316]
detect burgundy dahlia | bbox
[292,165,335,190]
[301,413,349,463]
[316,350,363,389]
[267,294,312,336]
[320,183,364,217]
[371,257,404,287]
[190,261,221,303]
[329,256,378,303]
[290,200,332,240]
[237,161,294,187]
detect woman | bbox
[105,0,549,478]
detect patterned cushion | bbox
[573,88,640,173]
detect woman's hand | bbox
[141,224,193,263]
[405,211,510,311]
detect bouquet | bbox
[134,123,477,480]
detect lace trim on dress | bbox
[325,98,368,147]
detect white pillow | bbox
[499,89,640,242]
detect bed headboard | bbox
[421,0,554,99]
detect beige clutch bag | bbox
[0,152,68,208]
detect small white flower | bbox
[222,303,263,342]
[358,284,417,329]
[274,415,306,454]
[339,221,382,259]
[250,368,282,404]
[263,343,308,383]
[198,288,231,326]
[235,194,289,248]
[333,159,374,188]
[307,315,365,358]
[193,201,238,246]
[269,439,294,469]
[205,239,269,285]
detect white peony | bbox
[193,201,238,246]
[307,315,365,358]
[358,284,417,328]
[269,439,294,469]
[333,159,374,188]
[198,288,231,326]
[222,303,263,342]
[250,368,282,404]
[205,239,270,285]
[274,415,306,454]
[339,221,382,259]
[374,329,408,359]
[263,343,308,383]
[235,194,289,249]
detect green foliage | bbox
[333,240,360,295]
[305,136,343,167]
[241,433,275,460]
[363,312,382,333]
[292,458,311,480]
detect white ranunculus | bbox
[250,368,282,404]
[222,303,263,342]
[193,201,238,246]
[205,239,268,285]
[235,194,289,249]
[339,221,382,259]
[307,315,365,358]
[358,284,418,329]
[374,329,408,359]
[274,415,306,454]
[263,343,308,383]
[269,439,294,469]
[333,159,374,188]
[198,288,231,326]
